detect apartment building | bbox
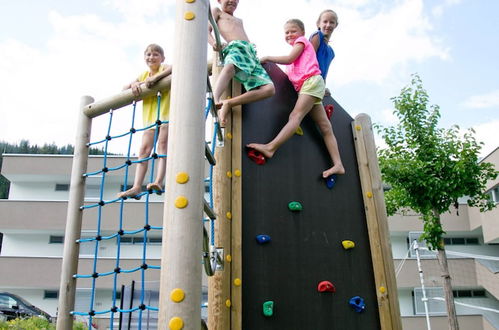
[1,147,498,329]
[0,154,166,328]
[389,147,499,329]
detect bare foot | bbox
[146,182,163,192]
[246,143,275,159]
[322,164,345,178]
[117,186,142,199]
[218,100,231,127]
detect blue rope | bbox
[72,92,220,329]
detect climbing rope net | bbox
[70,87,222,329]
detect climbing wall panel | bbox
[241,64,381,329]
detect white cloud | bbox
[432,0,462,17]
[234,0,449,86]
[462,89,499,109]
[472,120,499,158]
[0,0,458,151]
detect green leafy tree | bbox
[376,74,497,330]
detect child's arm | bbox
[208,7,222,50]
[310,33,321,52]
[145,64,172,88]
[261,42,305,65]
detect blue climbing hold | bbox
[325,174,337,189]
[349,296,366,313]
[256,234,271,244]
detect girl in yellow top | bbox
[118,44,171,199]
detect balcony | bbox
[394,258,478,288]
[468,206,499,243]
[0,256,160,289]
[389,204,472,233]
[402,314,492,330]
[0,200,164,231]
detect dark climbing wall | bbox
[241,63,381,330]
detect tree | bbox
[376,74,497,330]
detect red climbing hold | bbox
[317,281,336,293]
[324,104,334,119]
[247,148,266,165]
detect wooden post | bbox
[57,96,93,329]
[208,53,233,330]
[352,114,402,330]
[230,80,243,330]
[158,0,208,328]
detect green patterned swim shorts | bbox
[222,40,273,91]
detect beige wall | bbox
[402,314,486,330]
[0,256,160,289]
[394,258,478,288]
[0,200,164,231]
[389,204,472,232]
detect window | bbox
[453,289,486,298]
[44,290,58,299]
[443,237,480,245]
[413,287,446,315]
[119,236,162,245]
[55,184,69,191]
[0,232,3,254]
[49,235,64,244]
[408,232,437,258]
[489,186,499,203]
[0,294,17,309]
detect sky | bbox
[0,0,498,157]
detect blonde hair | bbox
[285,18,305,33]
[316,9,338,28]
[144,43,165,57]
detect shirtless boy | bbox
[208,0,274,126]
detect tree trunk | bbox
[434,212,460,330]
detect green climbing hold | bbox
[288,201,303,212]
[263,301,274,317]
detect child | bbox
[310,9,338,83]
[247,19,344,178]
[208,0,275,127]
[118,44,171,199]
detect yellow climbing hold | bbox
[225,299,232,308]
[226,171,232,178]
[170,288,185,303]
[379,286,387,294]
[234,278,242,287]
[226,254,232,262]
[366,191,373,198]
[169,317,184,330]
[175,196,188,208]
[295,126,304,136]
[176,172,189,184]
[234,169,241,177]
[226,211,232,220]
[342,240,355,250]
[355,124,362,131]
[184,11,195,20]
[185,0,195,2]
[226,132,233,139]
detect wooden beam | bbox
[352,114,402,330]
[208,52,232,330]
[230,80,243,330]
